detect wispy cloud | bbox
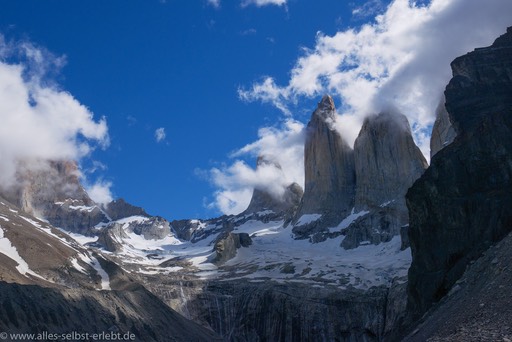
[239,0,512,158]
[207,0,221,8]
[155,127,166,143]
[241,0,287,8]
[351,0,387,20]
[207,119,305,214]
[240,28,257,36]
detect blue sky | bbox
[0,0,511,220]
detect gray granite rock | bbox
[293,95,356,238]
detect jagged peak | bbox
[318,94,335,111]
[256,155,282,170]
[311,94,337,123]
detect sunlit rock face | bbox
[293,95,356,239]
[430,96,456,158]
[354,111,428,212]
[407,27,512,319]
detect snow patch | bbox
[333,209,369,230]
[78,253,111,290]
[69,257,87,274]
[296,214,322,226]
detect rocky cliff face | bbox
[354,112,427,212]
[293,95,356,239]
[407,27,512,319]
[212,232,252,264]
[0,160,109,234]
[146,278,410,342]
[104,198,149,221]
[340,112,428,249]
[430,96,456,158]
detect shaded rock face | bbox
[403,230,512,342]
[293,95,356,238]
[104,198,149,221]
[407,27,512,319]
[149,279,408,342]
[213,232,252,264]
[0,281,221,342]
[0,160,108,233]
[341,206,409,250]
[430,97,456,158]
[171,219,203,241]
[340,112,427,249]
[97,223,130,252]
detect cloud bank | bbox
[212,0,512,215]
[240,0,512,157]
[0,36,110,195]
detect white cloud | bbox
[155,127,166,143]
[241,0,287,8]
[0,36,109,191]
[207,119,305,215]
[240,0,512,159]
[85,179,113,204]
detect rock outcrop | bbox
[341,112,428,249]
[104,198,149,221]
[212,232,252,264]
[97,223,130,252]
[430,96,456,158]
[407,27,512,319]
[293,95,356,238]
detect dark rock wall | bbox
[149,279,406,342]
[406,27,512,319]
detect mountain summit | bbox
[293,95,356,238]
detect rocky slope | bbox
[406,27,512,320]
[0,196,220,341]
[403,230,512,342]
